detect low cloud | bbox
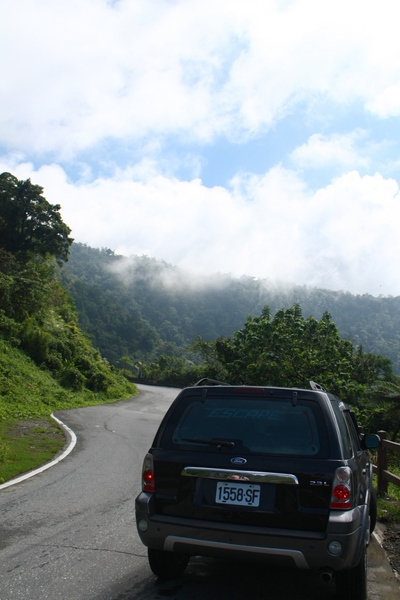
[2,157,399,297]
[366,84,400,118]
[290,131,371,171]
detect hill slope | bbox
[61,243,400,373]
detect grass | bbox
[0,417,65,484]
[0,339,137,421]
[372,441,400,525]
[375,467,400,526]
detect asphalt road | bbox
[0,384,398,600]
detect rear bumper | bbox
[135,492,369,571]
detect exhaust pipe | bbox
[320,569,333,583]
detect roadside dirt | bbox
[5,417,64,440]
[382,524,400,580]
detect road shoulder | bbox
[369,523,400,599]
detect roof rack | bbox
[194,378,230,387]
[309,381,326,392]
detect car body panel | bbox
[135,384,376,575]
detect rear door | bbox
[153,388,339,533]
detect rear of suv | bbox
[135,381,380,600]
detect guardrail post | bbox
[377,430,388,493]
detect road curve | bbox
[0,384,398,600]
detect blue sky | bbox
[2,0,400,296]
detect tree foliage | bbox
[192,304,395,401]
[0,256,133,398]
[139,354,203,388]
[0,174,134,407]
[363,380,400,441]
[0,172,73,263]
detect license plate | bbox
[215,481,261,507]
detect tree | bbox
[365,379,400,441]
[192,304,395,401]
[0,172,73,263]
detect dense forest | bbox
[60,242,400,374]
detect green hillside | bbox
[0,173,136,421]
[61,242,400,374]
[0,338,133,421]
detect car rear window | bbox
[166,395,329,457]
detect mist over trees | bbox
[61,242,400,375]
[59,243,400,439]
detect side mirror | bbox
[361,433,380,450]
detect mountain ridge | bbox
[60,243,400,374]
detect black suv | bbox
[135,381,380,599]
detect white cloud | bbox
[2,156,399,296]
[2,0,400,298]
[366,84,400,118]
[290,131,370,170]
[2,0,400,157]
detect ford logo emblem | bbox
[231,457,247,465]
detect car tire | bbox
[147,547,189,580]
[335,546,367,600]
[369,487,377,534]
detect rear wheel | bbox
[147,548,189,580]
[335,547,367,600]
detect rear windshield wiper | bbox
[182,437,236,448]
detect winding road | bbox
[0,384,398,599]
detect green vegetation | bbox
[374,458,400,526]
[377,485,400,525]
[61,243,400,374]
[0,173,136,483]
[0,339,135,483]
[59,242,400,441]
[142,305,400,434]
[0,339,135,422]
[0,417,65,484]
[191,304,394,399]
[0,172,73,264]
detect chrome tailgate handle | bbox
[182,466,298,485]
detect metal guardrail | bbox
[371,430,400,493]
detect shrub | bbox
[86,370,111,392]
[59,367,86,391]
[0,441,12,463]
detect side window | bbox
[330,402,352,458]
[343,411,362,453]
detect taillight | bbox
[142,453,155,492]
[330,466,352,509]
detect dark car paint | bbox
[135,385,377,574]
